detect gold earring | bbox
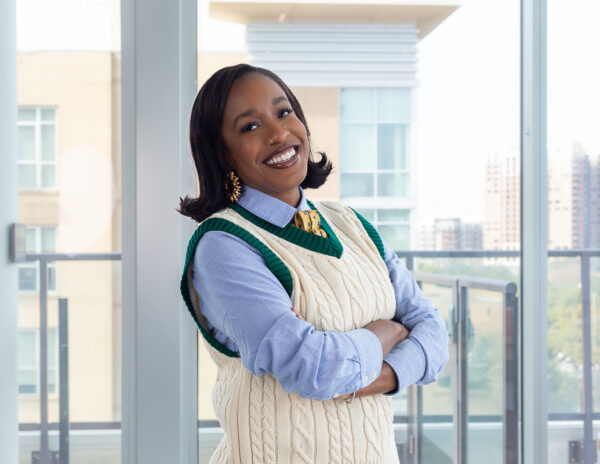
[225,171,242,203]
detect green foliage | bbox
[414,258,518,282]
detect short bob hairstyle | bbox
[178,64,333,223]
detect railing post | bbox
[59,298,70,464]
[503,284,519,464]
[580,253,594,464]
[406,275,421,464]
[39,258,50,464]
[406,255,414,271]
[456,284,468,464]
[406,384,421,464]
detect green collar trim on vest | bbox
[181,217,294,358]
[230,200,344,259]
[350,208,386,262]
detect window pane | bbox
[341,173,374,197]
[48,266,57,292]
[378,209,410,223]
[547,0,600,457]
[18,332,36,366]
[41,125,55,161]
[18,108,36,121]
[41,165,56,189]
[378,173,409,197]
[355,209,375,222]
[41,108,55,122]
[48,370,57,394]
[48,330,58,394]
[19,266,37,291]
[547,258,581,413]
[592,257,600,413]
[17,0,122,457]
[41,228,56,252]
[48,329,57,366]
[18,126,35,161]
[18,165,37,189]
[18,371,37,394]
[419,283,454,453]
[378,124,408,170]
[340,88,375,122]
[340,124,376,171]
[378,224,410,250]
[377,88,411,122]
[466,289,505,463]
[25,228,36,252]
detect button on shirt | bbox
[193,186,449,401]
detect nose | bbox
[265,119,289,145]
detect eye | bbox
[240,122,259,133]
[278,107,293,118]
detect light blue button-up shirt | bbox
[193,186,448,401]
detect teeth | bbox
[266,147,296,165]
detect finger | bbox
[291,306,305,321]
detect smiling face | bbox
[221,73,310,207]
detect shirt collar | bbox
[236,186,311,228]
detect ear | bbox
[219,139,237,172]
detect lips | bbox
[263,144,300,169]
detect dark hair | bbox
[178,64,333,223]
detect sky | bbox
[415,0,600,222]
[16,0,600,224]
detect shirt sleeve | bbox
[193,231,384,401]
[381,241,450,395]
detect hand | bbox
[364,320,410,358]
[291,306,305,321]
[337,362,398,400]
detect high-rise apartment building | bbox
[419,218,482,250]
[484,149,520,251]
[484,145,600,250]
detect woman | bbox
[179,64,448,463]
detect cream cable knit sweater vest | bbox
[183,201,400,464]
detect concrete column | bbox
[0,0,19,462]
[121,0,198,462]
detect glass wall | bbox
[411,0,520,462]
[16,0,122,462]
[547,1,600,462]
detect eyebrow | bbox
[232,95,289,128]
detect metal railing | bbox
[18,249,599,464]
[20,252,121,464]
[399,249,599,464]
[400,270,518,464]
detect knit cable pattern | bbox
[193,203,399,464]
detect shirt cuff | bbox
[383,337,426,395]
[345,328,383,389]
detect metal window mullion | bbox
[35,107,43,189]
[520,0,548,463]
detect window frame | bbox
[17,106,58,191]
[339,87,412,202]
[17,328,58,396]
[18,225,58,293]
